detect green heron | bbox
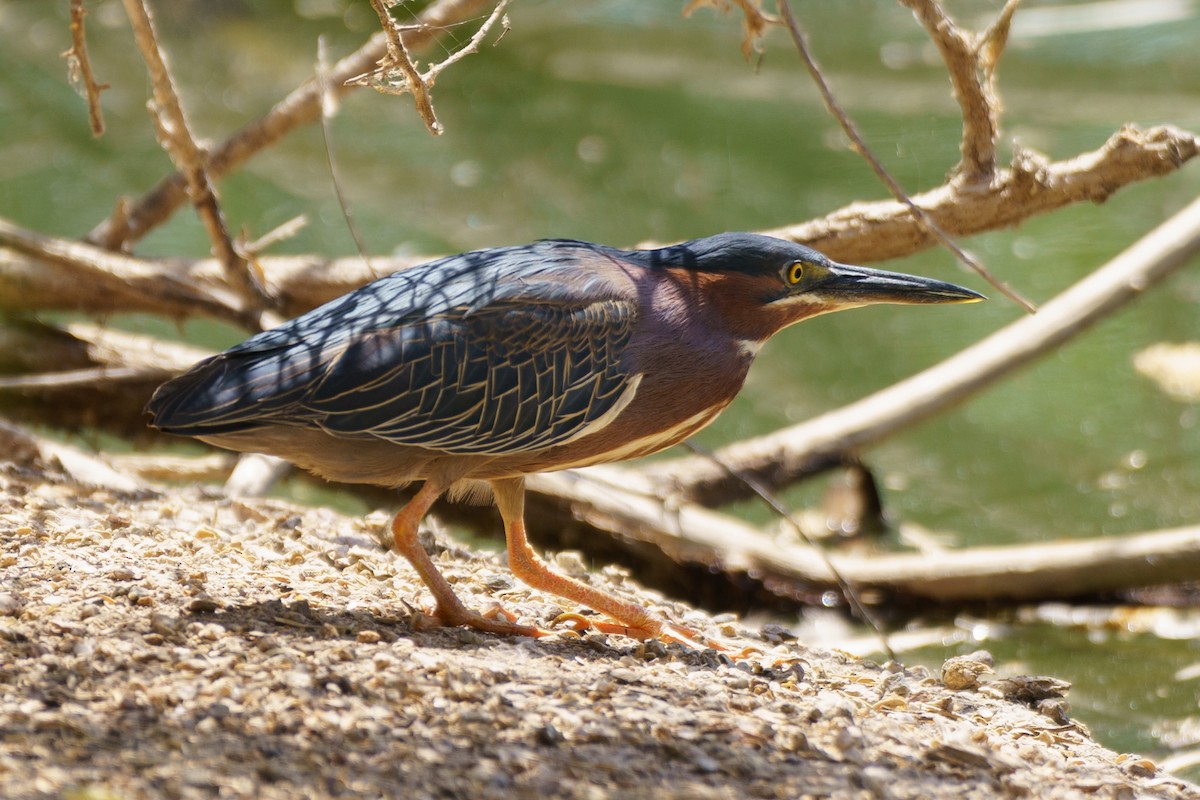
[148,233,982,645]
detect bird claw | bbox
[407,599,550,638]
[551,611,729,653]
[413,601,745,655]
[480,601,521,623]
[550,611,595,633]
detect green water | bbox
[2,0,1199,776]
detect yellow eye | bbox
[787,261,806,285]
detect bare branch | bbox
[350,0,511,135]
[363,0,442,133]
[898,0,1007,182]
[641,192,1200,504]
[316,37,372,273]
[120,0,268,326]
[65,0,109,137]
[108,451,237,483]
[0,366,165,391]
[5,126,1194,323]
[777,0,1034,312]
[978,0,1022,75]
[420,2,511,79]
[521,468,1200,604]
[682,0,778,60]
[0,319,212,436]
[0,216,253,324]
[87,0,495,251]
[767,125,1198,265]
[0,320,209,387]
[241,215,309,257]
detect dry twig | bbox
[350,0,511,135]
[0,216,253,324]
[120,0,269,326]
[4,124,1193,322]
[767,125,1198,265]
[316,37,372,273]
[899,0,1022,183]
[65,0,108,137]
[519,466,1200,604]
[778,0,1034,312]
[241,215,309,258]
[682,0,778,60]
[88,0,495,251]
[362,0,441,133]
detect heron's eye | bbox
[787,261,806,285]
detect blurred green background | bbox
[1,0,1198,776]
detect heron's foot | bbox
[410,599,550,638]
[552,611,722,651]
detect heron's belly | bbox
[540,403,727,470]
[479,388,735,478]
[196,365,740,485]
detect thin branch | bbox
[65,0,109,137]
[418,1,511,80]
[120,0,269,326]
[4,125,1194,322]
[805,523,1200,602]
[365,0,441,134]
[681,0,778,60]
[978,0,1022,76]
[87,0,494,251]
[0,320,211,380]
[898,0,1009,182]
[767,125,1198,265]
[241,215,308,257]
[641,192,1200,504]
[0,365,168,390]
[778,0,1034,312]
[316,36,373,275]
[0,216,254,324]
[350,0,511,136]
[107,451,237,483]
[523,468,1200,604]
[683,442,895,662]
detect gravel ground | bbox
[2,455,1197,800]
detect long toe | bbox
[555,612,725,652]
[432,603,550,638]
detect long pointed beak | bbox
[820,262,985,305]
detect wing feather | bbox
[310,299,637,454]
[147,240,642,454]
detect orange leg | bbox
[490,477,710,648]
[391,480,546,638]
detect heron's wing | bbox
[304,297,638,454]
[148,293,640,455]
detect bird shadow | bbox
[173,595,752,672]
